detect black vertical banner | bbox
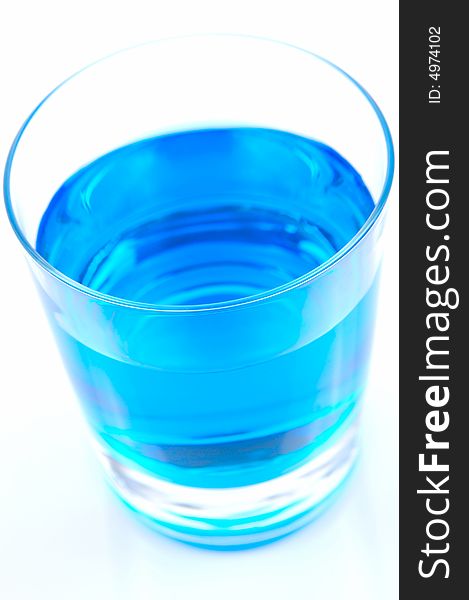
[400,2,467,597]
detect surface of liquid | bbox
[37,128,376,488]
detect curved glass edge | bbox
[3,34,395,314]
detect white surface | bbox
[0,1,398,599]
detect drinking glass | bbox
[4,35,393,548]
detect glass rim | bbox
[3,33,394,314]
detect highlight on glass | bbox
[4,35,394,548]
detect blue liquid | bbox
[37,128,375,489]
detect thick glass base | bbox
[97,425,358,549]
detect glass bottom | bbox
[96,424,358,549]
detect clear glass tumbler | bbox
[4,35,393,548]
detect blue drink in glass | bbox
[4,37,393,548]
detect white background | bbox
[0,1,398,598]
